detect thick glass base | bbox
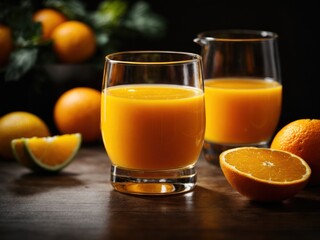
[203,140,269,166]
[110,165,197,195]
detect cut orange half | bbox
[11,133,81,172]
[219,147,311,202]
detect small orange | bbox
[0,24,13,67]
[33,8,67,40]
[220,147,311,202]
[271,119,320,185]
[54,87,101,142]
[0,111,50,159]
[51,21,96,63]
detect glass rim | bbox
[194,29,278,42]
[105,50,202,65]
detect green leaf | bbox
[4,1,42,47]
[5,48,38,81]
[95,31,110,46]
[44,0,87,20]
[124,1,166,38]
[91,0,127,30]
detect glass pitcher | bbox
[194,29,282,165]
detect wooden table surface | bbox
[1,145,320,240]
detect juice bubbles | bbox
[204,78,282,144]
[101,84,205,170]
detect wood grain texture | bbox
[1,145,320,240]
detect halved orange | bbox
[219,147,311,202]
[11,133,81,173]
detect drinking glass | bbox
[101,51,205,195]
[194,30,282,165]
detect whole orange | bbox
[54,87,101,142]
[33,8,67,40]
[271,119,320,185]
[0,111,50,159]
[0,24,13,67]
[51,21,96,63]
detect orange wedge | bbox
[11,133,81,173]
[219,147,311,202]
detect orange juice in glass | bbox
[194,30,282,165]
[101,51,205,195]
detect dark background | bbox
[122,0,319,130]
[1,0,319,132]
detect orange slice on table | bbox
[219,147,311,202]
[11,133,81,173]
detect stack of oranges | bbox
[1,8,97,67]
[32,8,96,64]
[31,8,101,142]
[1,8,102,157]
[0,8,99,172]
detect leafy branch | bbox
[0,0,166,81]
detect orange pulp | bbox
[101,84,205,170]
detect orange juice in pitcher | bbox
[204,78,282,144]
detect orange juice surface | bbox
[204,78,282,144]
[101,84,205,170]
